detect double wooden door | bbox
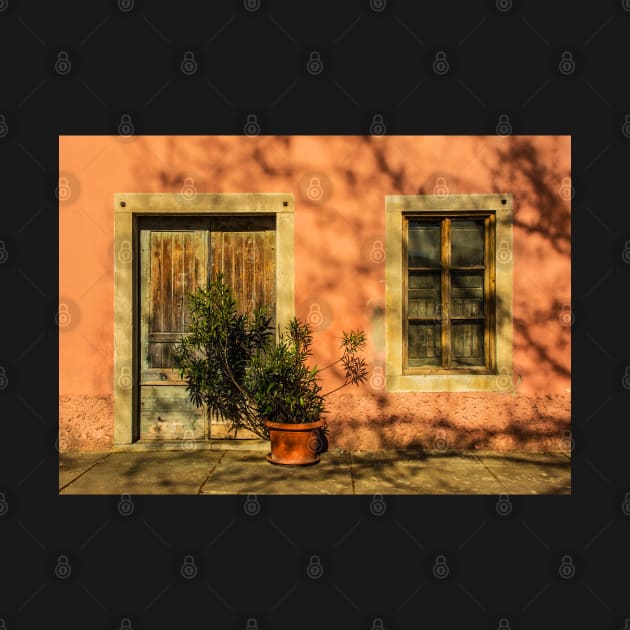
[138,215,275,441]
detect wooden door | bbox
[138,215,275,441]
[207,216,276,438]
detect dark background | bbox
[0,0,629,628]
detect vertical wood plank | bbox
[140,229,151,373]
[210,230,222,280]
[223,232,234,291]
[183,231,192,328]
[262,230,275,331]
[489,213,497,371]
[441,218,450,369]
[150,232,163,367]
[161,232,172,333]
[402,215,408,372]
[253,232,264,313]
[233,233,244,312]
[243,232,254,313]
[483,216,490,369]
[172,231,185,333]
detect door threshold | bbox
[112,439,269,452]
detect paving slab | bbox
[60,450,223,495]
[200,450,353,494]
[478,452,571,495]
[58,452,112,490]
[350,450,504,494]
[59,448,571,495]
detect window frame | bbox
[385,194,513,393]
[402,211,496,375]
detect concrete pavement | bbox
[59,445,571,495]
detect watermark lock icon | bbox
[244,114,260,136]
[496,0,512,12]
[496,494,512,516]
[432,555,449,579]
[370,0,386,11]
[181,555,197,579]
[496,114,512,135]
[306,51,323,75]
[433,430,448,451]
[558,304,574,327]
[118,114,134,136]
[433,177,449,198]
[370,114,386,135]
[559,177,574,201]
[0,492,8,516]
[369,494,386,516]
[244,494,260,516]
[55,51,71,76]
[118,240,133,263]
[306,177,323,201]
[370,365,385,390]
[558,554,575,579]
[56,176,72,202]
[54,554,72,579]
[181,177,197,200]
[182,429,196,450]
[561,429,574,452]
[56,303,72,328]
[370,240,385,263]
[118,494,134,516]
[497,240,512,264]
[118,367,132,390]
[558,51,575,75]
[306,555,323,579]
[181,51,197,75]
[622,241,630,264]
[306,303,324,328]
[244,0,260,11]
[496,367,512,391]
[433,51,449,75]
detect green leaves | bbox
[173,273,273,439]
[174,273,368,432]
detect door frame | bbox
[113,193,295,445]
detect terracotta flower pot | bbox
[265,418,325,466]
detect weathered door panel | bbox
[138,215,275,441]
[139,218,209,440]
[208,216,275,438]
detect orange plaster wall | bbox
[59,135,571,451]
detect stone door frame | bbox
[113,193,295,445]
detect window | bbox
[404,214,495,373]
[385,195,513,392]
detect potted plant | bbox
[246,317,368,466]
[173,274,368,465]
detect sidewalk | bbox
[59,444,571,495]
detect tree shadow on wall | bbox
[128,135,570,450]
[481,136,571,257]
